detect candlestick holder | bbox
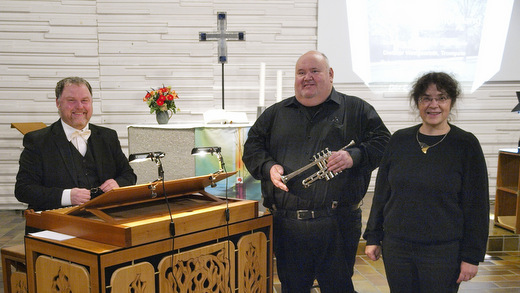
[257,106,266,118]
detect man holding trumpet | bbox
[243,51,390,292]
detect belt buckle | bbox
[296,210,313,220]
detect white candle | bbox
[259,62,266,107]
[276,70,283,102]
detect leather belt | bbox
[272,202,361,220]
[274,209,331,220]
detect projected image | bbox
[345,0,514,90]
[369,0,483,79]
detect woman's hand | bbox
[365,244,382,261]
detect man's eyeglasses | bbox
[419,96,451,105]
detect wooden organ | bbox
[21,172,273,292]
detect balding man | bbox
[243,51,390,292]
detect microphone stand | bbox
[151,155,175,238]
[152,155,180,288]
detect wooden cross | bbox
[199,12,245,64]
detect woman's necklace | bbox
[416,129,449,154]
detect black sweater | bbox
[363,124,489,265]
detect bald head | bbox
[294,51,334,106]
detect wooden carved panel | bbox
[35,256,89,293]
[158,241,236,293]
[11,271,27,293]
[238,232,268,293]
[110,261,155,293]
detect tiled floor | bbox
[2,194,520,292]
[347,252,520,293]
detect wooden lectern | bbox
[11,122,47,135]
[23,173,273,292]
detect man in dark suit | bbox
[15,77,137,217]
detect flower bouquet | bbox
[143,86,179,124]
[143,86,179,114]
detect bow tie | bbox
[70,129,91,156]
[71,129,91,141]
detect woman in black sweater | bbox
[363,72,489,292]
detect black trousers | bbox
[273,213,355,293]
[336,207,362,278]
[382,237,461,293]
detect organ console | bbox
[22,172,273,292]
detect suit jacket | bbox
[15,119,137,211]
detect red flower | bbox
[143,85,179,114]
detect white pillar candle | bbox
[276,70,283,102]
[259,62,266,107]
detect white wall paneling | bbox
[0,0,518,209]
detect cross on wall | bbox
[199,12,245,64]
[199,12,246,109]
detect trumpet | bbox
[281,140,355,188]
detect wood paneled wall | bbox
[0,0,518,209]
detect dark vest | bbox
[69,140,100,190]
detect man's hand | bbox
[365,245,382,261]
[70,188,91,205]
[270,164,289,192]
[327,150,353,174]
[457,261,478,283]
[99,179,120,193]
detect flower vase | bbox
[156,110,172,124]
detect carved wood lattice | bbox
[238,232,268,293]
[241,243,263,293]
[158,241,235,293]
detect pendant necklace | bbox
[416,129,449,154]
